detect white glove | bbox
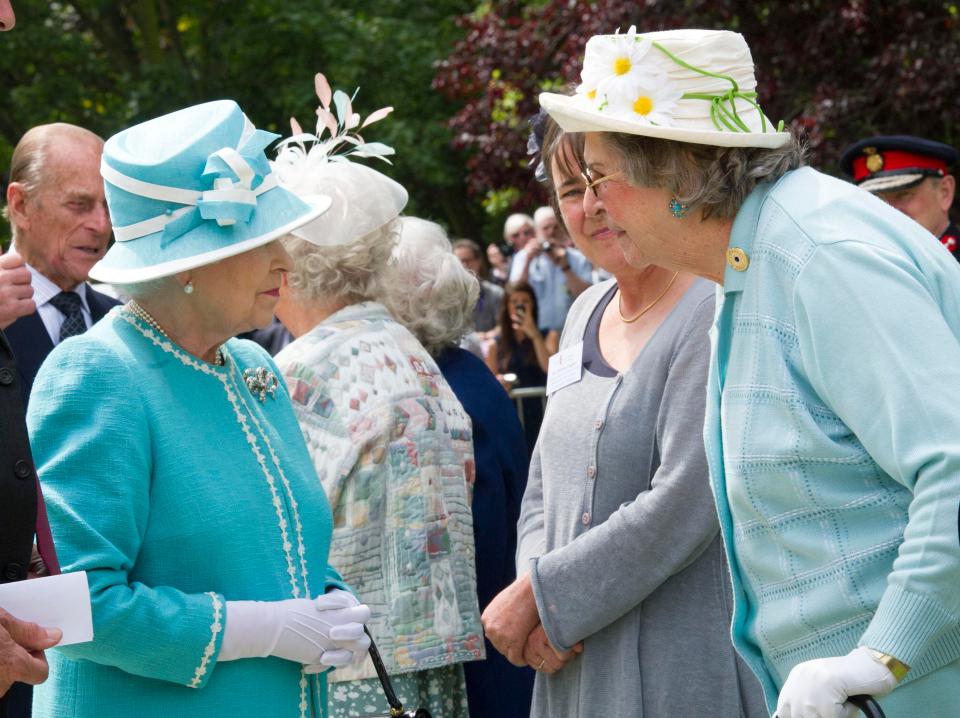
[776,647,899,718]
[219,589,371,667]
[302,589,372,674]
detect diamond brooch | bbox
[243,367,279,402]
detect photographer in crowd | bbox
[509,206,592,333]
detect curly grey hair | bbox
[283,219,400,304]
[380,217,480,356]
[600,131,808,219]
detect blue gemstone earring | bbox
[668,197,689,218]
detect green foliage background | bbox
[0,0,482,244]
[3,1,959,247]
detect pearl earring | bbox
[183,280,194,295]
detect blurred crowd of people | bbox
[2,4,960,718]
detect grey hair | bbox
[503,212,534,238]
[380,217,480,356]
[533,206,555,224]
[283,219,400,304]
[111,276,178,303]
[3,123,102,241]
[600,132,808,219]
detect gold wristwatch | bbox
[869,649,910,682]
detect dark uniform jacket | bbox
[940,221,960,260]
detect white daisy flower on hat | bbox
[577,26,661,103]
[604,75,684,126]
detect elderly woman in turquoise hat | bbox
[540,27,960,718]
[27,100,371,718]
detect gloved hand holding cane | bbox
[775,646,902,718]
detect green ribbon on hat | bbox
[649,40,782,135]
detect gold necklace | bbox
[617,271,680,324]
[126,300,225,366]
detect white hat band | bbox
[102,116,279,242]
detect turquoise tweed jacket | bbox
[28,307,346,718]
[705,167,960,713]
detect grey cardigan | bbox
[516,279,767,718]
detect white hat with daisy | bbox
[540,28,790,149]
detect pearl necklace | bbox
[126,301,225,366]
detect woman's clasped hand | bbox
[480,572,582,673]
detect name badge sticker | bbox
[546,341,584,396]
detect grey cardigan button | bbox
[14,459,32,479]
[0,367,13,385]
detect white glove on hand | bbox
[302,589,372,674]
[776,646,899,718]
[219,589,371,667]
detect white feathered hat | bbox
[272,73,408,246]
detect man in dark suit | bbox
[4,122,118,403]
[0,254,62,717]
[3,118,108,716]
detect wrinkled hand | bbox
[775,647,898,718]
[0,251,35,330]
[481,573,540,666]
[0,608,62,696]
[521,623,582,674]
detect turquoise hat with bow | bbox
[91,100,332,284]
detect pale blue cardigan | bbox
[28,308,346,718]
[706,167,960,714]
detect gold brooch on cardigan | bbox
[243,367,279,402]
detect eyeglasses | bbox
[580,168,624,197]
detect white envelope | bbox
[0,571,93,646]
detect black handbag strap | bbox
[365,627,406,716]
[849,695,886,718]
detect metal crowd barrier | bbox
[508,386,547,430]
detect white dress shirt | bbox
[27,265,92,345]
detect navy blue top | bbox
[435,346,534,718]
[582,282,619,378]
